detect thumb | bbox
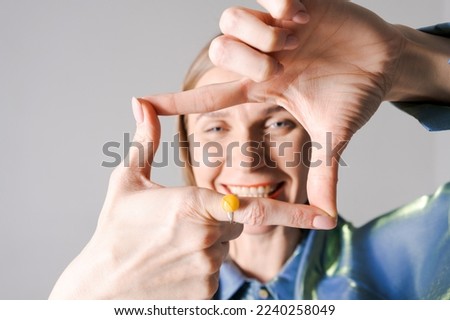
[307,132,348,220]
[125,97,161,180]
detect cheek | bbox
[268,132,309,202]
[191,166,213,189]
[191,140,224,166]
[268,132,309,173]
[274,144,308,184]
[190,141,225,189]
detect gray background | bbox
[0,0,449,299]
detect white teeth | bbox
[227,184,279,198]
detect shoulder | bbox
[350,181,450,298]
[356,181,450,239]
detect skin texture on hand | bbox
[50,0,450,300]
[142,0,404,219]
[210,0,410,218]
[50,99,241,299]
[49,98,332,300]
[142,0,450,220]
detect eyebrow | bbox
[195,105,285,122]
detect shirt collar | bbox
[215,257,246,300]
[216,239,306,300]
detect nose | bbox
[225,132,266,172]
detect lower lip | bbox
[268,183,284,199]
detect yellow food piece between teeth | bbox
[221,194,240,212]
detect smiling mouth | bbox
[224,182,284,198]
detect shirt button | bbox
[258,288,269,299]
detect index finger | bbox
[237,197,336,229]
[198,188,336,229]
[141,79,251,116]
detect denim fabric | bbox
[216,182,450,299]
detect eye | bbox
[205,126,225,133]
[267,120,295,130]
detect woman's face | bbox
[187,67,309,234]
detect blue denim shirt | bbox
[215,240,305,300]
[216,182,450,299]
[215,24,450,300]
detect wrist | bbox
[386,24,450,103]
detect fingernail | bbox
[284,34,300,50]
[131,97,144,124]
[293,11,310,24]
[312,216,336,229]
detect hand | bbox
[211,0,410,217]
[143,0,406,219]
[49,98,333,299]
[209,0,450,216]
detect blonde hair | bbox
[178,40,216,186]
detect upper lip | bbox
[221,182,284,195]
[224,182,279,188]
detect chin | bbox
[242,224,277,235]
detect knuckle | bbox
[198,274,220,299]
[108,166,138,192]
[258,0,293,19]
[174,186,199,219]
[184,186,200,202]
[220,7,241,34]
[206,274,220,297]
[263,27,285,52]
[196,188,218,220]
[255,56,276,82]
[110,165,148,191]
[109,166,125,185]
[197,250,222,275]
[253,71,266,83]
[201,230,220,248]
[271,6,286,19]
[173,187,216,226]
[132,130,147,146]
[245,199,266,225]
[209,36,228,67]
[273,0,291,18]
[289,211,307,228]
